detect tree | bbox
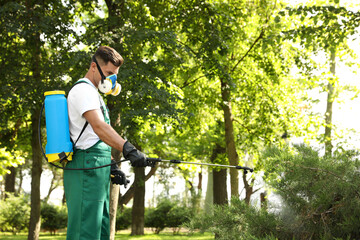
[0,1,78,239]
[278,2,360,151]
[324,49,336,156]
[168,0,301,204]
[0,149,25,199]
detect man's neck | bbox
[84,72,97,88]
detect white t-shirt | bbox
[67,78,109,150]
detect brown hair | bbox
[93,46,124,67]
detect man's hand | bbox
[110,161,130,187]
[123,141,148,167]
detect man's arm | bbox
[84,109,148,167]
[83,109,126,152]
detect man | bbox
[65,46,147,240]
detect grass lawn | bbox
[0,229,214,240]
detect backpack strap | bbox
[69,80,91,148]
[69,80,107,149]
[72,122,89,148]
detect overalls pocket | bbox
[82,144,111,202]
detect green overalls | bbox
[64,82,112,240]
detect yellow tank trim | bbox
[46,152,73,162]
[44,91,65,96]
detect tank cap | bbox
[44,91,65,96]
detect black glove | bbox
[123,141,148,167]
[110,161,130,187]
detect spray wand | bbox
[146,158,254,174]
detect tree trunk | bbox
[118,166,157,207]
[4,167,16,197]
[28,109,43,240]
[27,23,42,239]
[220,78,239,197]
[62,191,66,206]
[107,91,123,239]
[324,49,336,157]
[4,117,22,198]
[110,148,121,240]
[243,172,253,205]
[43,175,54,203]
[44,169,61,203]
[204,170,213,212]
[260,192,267,210]
[131,167,145,235]
[0,182,4,199]
[211,143,227,205]
[110,183,120,239]
[198,171,203,189]
[17,167,24,195]
[213,169,228,205]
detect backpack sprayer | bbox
[39,89,127,170]
[41,91,73,163]
[39,87,253,173]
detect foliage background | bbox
[1,0,360,239]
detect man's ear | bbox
[91,62,97,72]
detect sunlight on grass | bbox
[115,232,214,239]
[0,229,214,240]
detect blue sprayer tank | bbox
[44,91,73,162]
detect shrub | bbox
[167,205,192,234]
[116,207,132,231]
[185,198,285,240]
[145,199,173,234]
[41,203,67,235]
[0,193,30,235]
[145,198,191,234]
[263,144,360,239]
[186,144,360,239]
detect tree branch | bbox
[231,0,277,73]
[180,75,206,89]
[233,119,251,133]
[176,39,199,56]
[230,29,265,73]
[118,165,158,206]
[252,188,261,195]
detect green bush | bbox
[167,205,192,234]
[145,199,173,234]
[186,145,360,240]
[185,198,285,240]
[116,207,132,231]
[145,199,191,234]
[263,144,360,239]
[0,193,30,235]
[41,203,67,235]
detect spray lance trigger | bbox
[236,165,254,174]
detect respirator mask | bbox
[93,56,121,96]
